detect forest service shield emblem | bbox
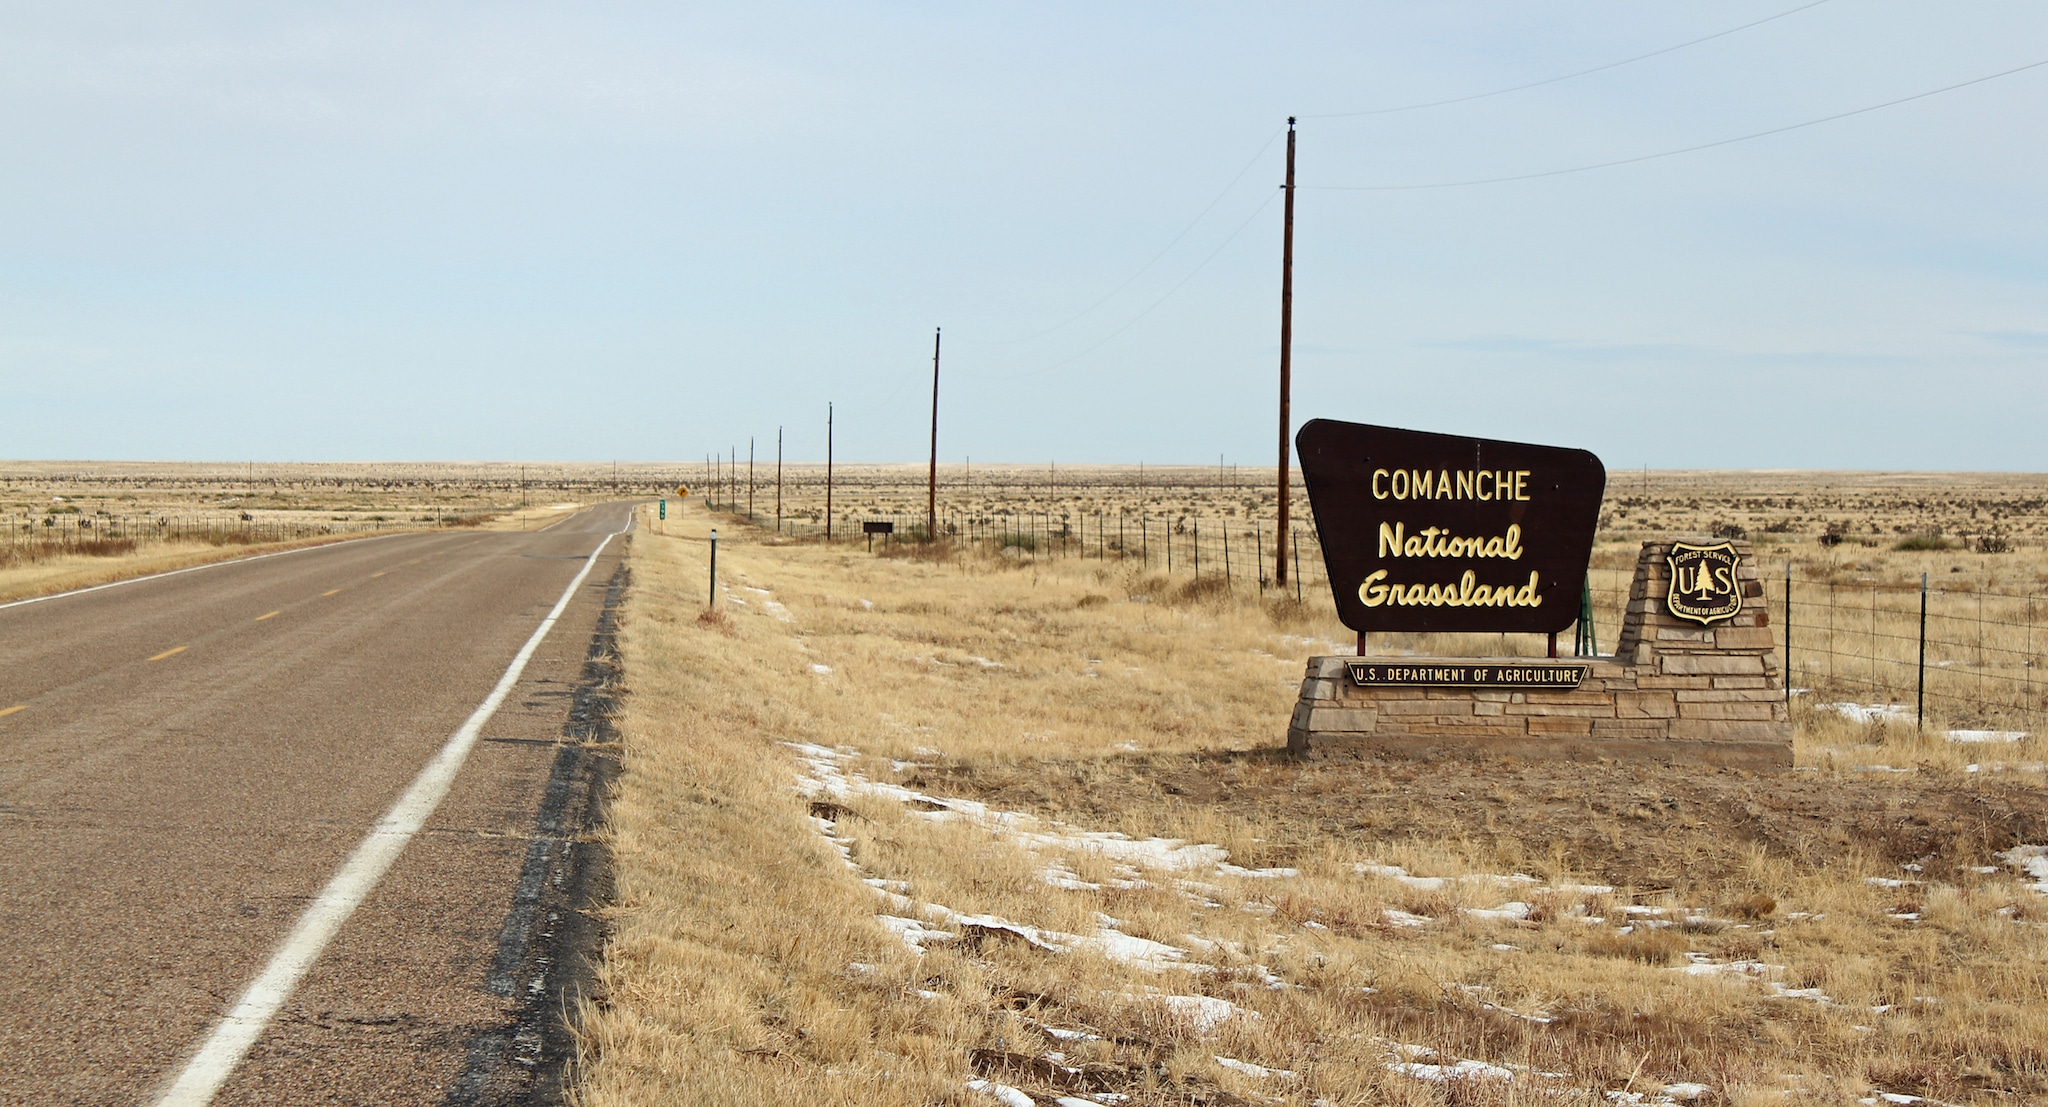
[1666,541,1743,625]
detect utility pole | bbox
[927,327,941,543]
[776,426,784,532]
[1275,116,1297,590]
[748,437,755,520]
[825,402,835,539]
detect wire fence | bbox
[702,492,1339,601]
[1589,567,2045,733]
[1,512,478,567]
[695,477,2046,734]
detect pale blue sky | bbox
[3,2,2046,468]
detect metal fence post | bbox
[1917,572,1927,731]
[1292,530,1302,603]
[1575,577,1595,657]
[709,529,719,609]
[1784,561,1792,707]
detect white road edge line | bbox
[0,533,402,613]
[149,522,626,1107]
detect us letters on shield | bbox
[1666,541,1743,625]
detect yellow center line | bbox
[0,705,24,719]
[322,589,342,597]
[255,611,281,621]
[148,646,188,662]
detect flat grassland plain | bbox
[584,469,2048,1107]
[0,461,685,602]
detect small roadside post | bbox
[1918,572,1928,731]
[709,528,719,609]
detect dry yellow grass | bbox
[0,462,654,601]
[0,533,406,605]
[581,496,2048,1107]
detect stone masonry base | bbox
[1286,538,1792,768]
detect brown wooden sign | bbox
[1297,419,1605,634]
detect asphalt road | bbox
[0,504,636,1106]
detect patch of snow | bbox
[1821,702,1913,725]
[948,913,1070,954]
[1675,955,1776,978]
[1820,702,2027,743]
[1082,928,1192,972]
[876,914,956,952]
[810,663,833,674]
[1156,994,1258,1034]
[1015,831,1228,871]
[1216,863,1300,879]
[966,1079,1034,1107]
[1354,862,1448,890]
[1389,1059,1514,1083]
[1382,909,1433,928]
[967,656,1005,668]
[1464,901,1534,922]
[1214,1055,1297,1080]
[1998,844,2048,894]
[1044,866,1102,891]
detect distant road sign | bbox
[675,486,689,497]
[863,521,894,534]
[658,499,666,520]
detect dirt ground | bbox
[915,748,2048,896]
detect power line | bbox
[977,189,1281,382]
[1306,55,2048,191]
[1305,0,1834,119]
[960,128,1284,345]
